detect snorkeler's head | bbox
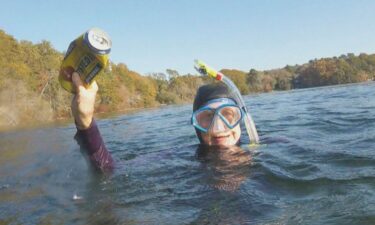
[192,83,242,146]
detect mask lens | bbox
[192,101,243,133]
[218,106,242,127]
[195,109,215,129]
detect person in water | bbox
[192,82,243,147]
[71,72,246,172]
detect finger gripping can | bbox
[59,28,112,93]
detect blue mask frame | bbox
[191,99,243,133]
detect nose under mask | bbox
[209,116,229,133]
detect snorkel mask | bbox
[194,60,260,145]
[192,98,243,133]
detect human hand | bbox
[71,72,98,130]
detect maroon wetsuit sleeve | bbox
[74,119,114,173]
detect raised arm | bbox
[71,72,114,173]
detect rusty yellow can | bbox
[59,28,112,93]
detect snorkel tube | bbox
[194,60,260,145]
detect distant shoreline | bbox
[2,80,374,133]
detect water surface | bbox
[1,82,375,224]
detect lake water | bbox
[1,82,375,224]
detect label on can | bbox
[85,63,102,83]
[76,54,95,75]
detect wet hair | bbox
[193,83,238,143]
[193,83,236,111]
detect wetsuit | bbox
[74,119,114,173]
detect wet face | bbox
[199,101,242,147]
[201,124,241,146]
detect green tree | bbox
[246,69,263,92]
[220,69,250,94]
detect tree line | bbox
[1,29,375,130]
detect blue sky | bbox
[1,0,375,75]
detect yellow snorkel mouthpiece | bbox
[194,60,222,80]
